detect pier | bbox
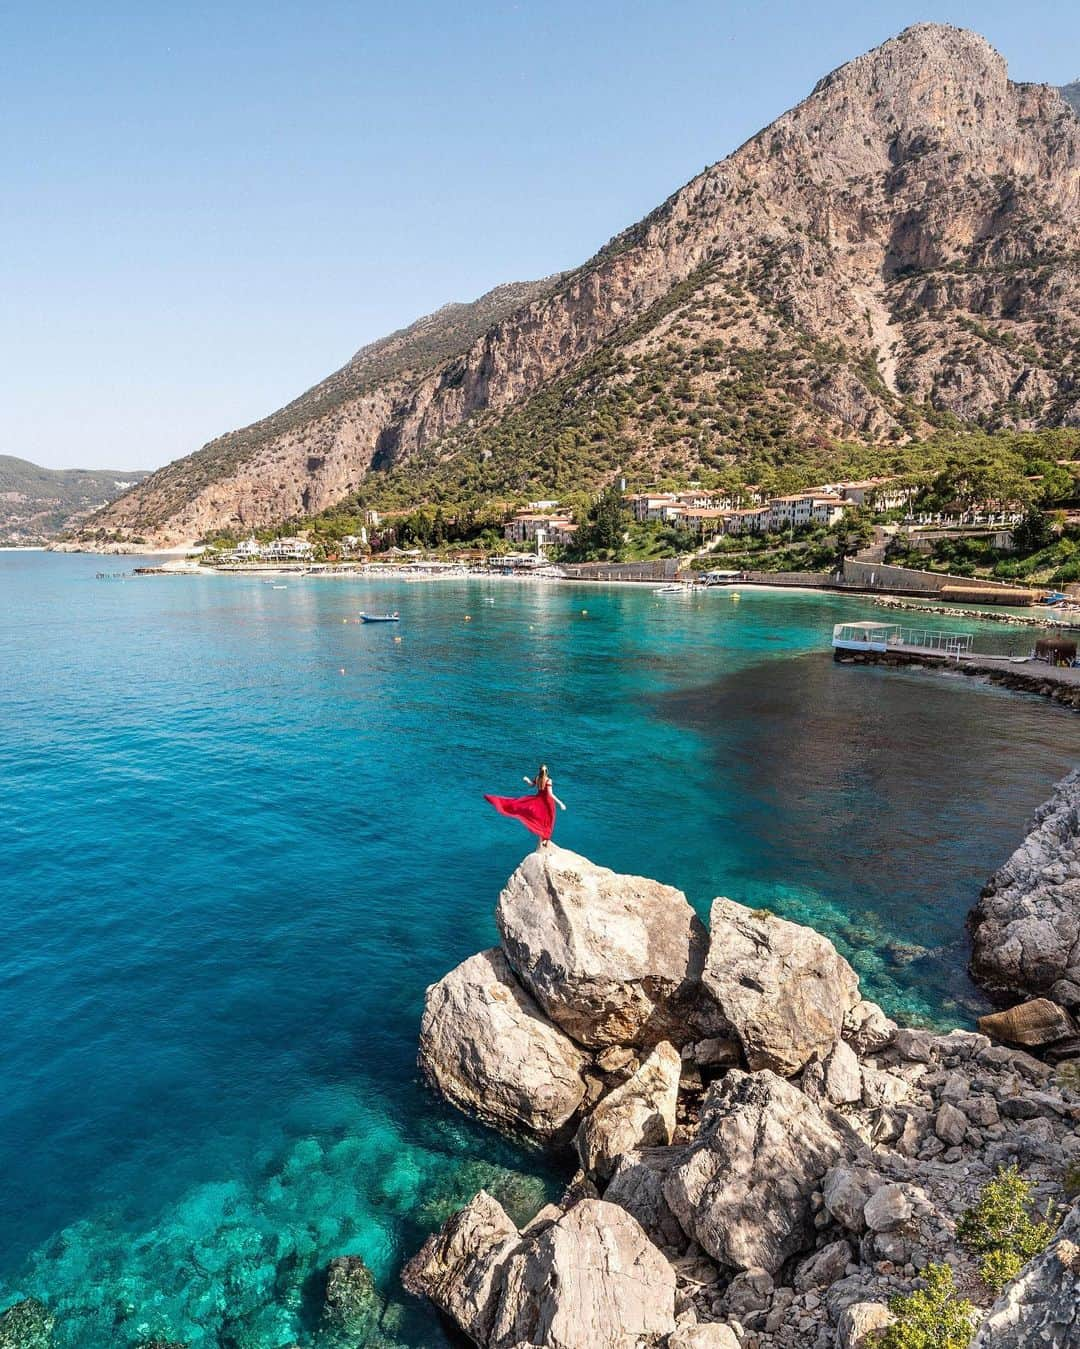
[832,621,1080,711]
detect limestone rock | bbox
[977,997,1075,1048]
[863,1184,912,1233]
[603,1146,690,1251]
[970,769,1080,1000]
[418,948,589,1139]
[401,1190,521,1345]
[823,1167,881,1233]
[574,1042,680,1181]
[794,1239,853,1290]
[664,1069,848,1272]
[488,1199,677,1349]
[496,848,707,1048]
[701,899,861,1076]
[836,1301,895,1348]
[668,1325,741,1349]
[935,1101,968,1146]
[970,1196,1080,1347]
[802,1040,862,1106]
[843,1000,897,1055]
[0,1300,54,1349]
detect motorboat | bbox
[360,611,400,623]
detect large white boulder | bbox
[489,1198,676,1349]
[496,847,708,1048]
[663,1069,848,1272]
[700,898,861,1076]
[418,948,589,1139]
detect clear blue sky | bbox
[2,1,1076,471]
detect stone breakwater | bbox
[405,847,1080,1349]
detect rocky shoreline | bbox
[404,842,1080,1349]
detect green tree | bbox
[873,1264,977,1349]
[957,1166,1058,1292]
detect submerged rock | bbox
[574,1041,680,1181]
[495,847,707,1048]
[700,898,861,1075]
[969,768,1080,1000]
[970,1195,1080,1347]
[418,948,589,1139]
[0,1300,54,1349]
[321,1255,380,1341]
[663,1069,848,1272]
[977,997,1075,1048]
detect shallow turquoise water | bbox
[1,553,1076,1346]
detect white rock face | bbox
[574,1041,680,1181]
[418,948,589,1139]
[701,898,861,1075]
[663,1069,848,1272]
[837,1301,895,1348]
[496,847,708,1048]
[802,1039,863,1106]
[863,1184,912,1233]
[823,1167,882,1234]
[401,1190,522,1345]
[970,1196,1080,1347]
[489,1199,677,1349]
[668,1326,741,1349]
[970,769,1080,999]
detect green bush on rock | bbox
[872,1264,977,1349]
[956,1165,1059,1291]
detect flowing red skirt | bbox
[484,786,556,841]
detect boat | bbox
[654,584,688,594]
[360,612,400,623]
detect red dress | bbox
[485,784,557,841]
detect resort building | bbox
[722,506,772,535]
[679,507,729,538]
[503,512,575,545]
[262,537,314,561]
[235,537,261,558]
[766,493,848,531]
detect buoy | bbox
[339,667,346,674]
[464,615,471,621]
[731,593,740,602]
[342,618,348,623]
[581,609,588,616]
[393,635,402,643]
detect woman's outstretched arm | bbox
[552,792,567,811]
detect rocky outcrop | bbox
[574,1041,680,1180]
[970,1196,1080,1347]
[410,846,1080,1349]
[496,848,707,1048]
[701,900,861,1075]
[969,769,1080,1001]
[404,1194,676,1349]
[663,1070,848,1272]
[418,947,589,1139]
[88,24,1080,547]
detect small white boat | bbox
[272,585,287,590]
[654,584,688,594]
[360,611,400,623]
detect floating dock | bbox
[832,621,1080,711]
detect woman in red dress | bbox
[485,764,566,847]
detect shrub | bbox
[956,1165,1058,1291]
[873,1263,977,1348]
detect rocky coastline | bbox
[404,841,1080,1349]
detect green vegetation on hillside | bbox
[957,1166,1059,1292]
[873,1264,976,1349]
[0,456,149,544]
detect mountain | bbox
[89,24,1080,547]
[0,456,149,545]
[1063,81,1080,116]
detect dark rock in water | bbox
[321,1256,380,1341]
[977,997,1075,1048]
[0,1300,54,1349]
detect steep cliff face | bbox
[90,24,1080,545]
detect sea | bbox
[1,550,1076,1347]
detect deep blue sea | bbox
[1,551,1077,1346]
